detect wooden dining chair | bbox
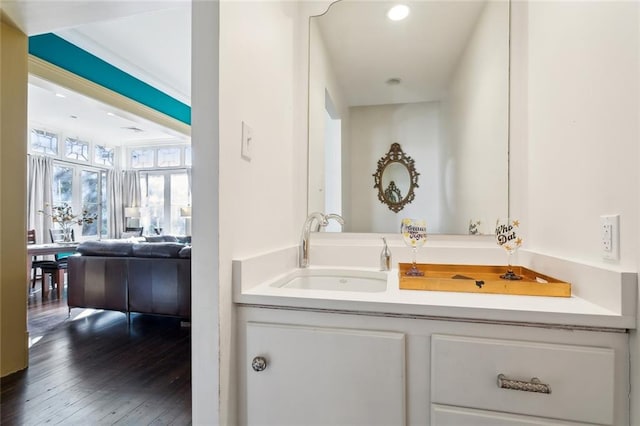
[27,229,59,291]
[125,226,144,236]
[40,229,76,298]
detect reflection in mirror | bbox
[373,143,419,213]
[308,0,510,234]
[382,164,408,203]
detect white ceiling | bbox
[1,1,189,38]
[3,1,191,147]
[55,6,191,104]
[8,0,485,146]
[316,1,486,106]
[28,75,188,145]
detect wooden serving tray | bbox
[398,263,571,297]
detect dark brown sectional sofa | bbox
[67,238,191,320]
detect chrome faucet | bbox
[380,237,392,271]
[299,212,344,268]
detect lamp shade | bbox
[180,206,192,217]
[124,207,141,218]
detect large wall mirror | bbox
[307,0,510,234]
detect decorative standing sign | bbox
[495,218,523,280]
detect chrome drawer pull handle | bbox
[497,374,551,394]
[252,356,267,372]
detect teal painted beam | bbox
[29,33,191,125]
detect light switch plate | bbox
[241,121,253,161]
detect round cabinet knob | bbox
[252,356,267,372]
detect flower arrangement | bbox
[38,203,97,242]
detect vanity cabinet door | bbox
[244,322,406,426]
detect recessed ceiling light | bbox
[387,4,410,21]
[107,112,116,117]
[69,115,78,119]
[55,93,66,98]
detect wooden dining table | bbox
[27,243,79,297]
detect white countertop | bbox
[233,242,637,331]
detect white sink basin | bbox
[272,269,388,293]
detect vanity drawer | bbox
[431,404,586,425]
[431,334,615,425]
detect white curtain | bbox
[107,169,124,238]
[107,169,141,238]
[27,155,53,244]
[187,167,192,204]
[123,170,141,212]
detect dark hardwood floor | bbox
[1,284,191,425]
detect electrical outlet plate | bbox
[241,121,253,161]
[600,214,619,261]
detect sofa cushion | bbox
[77,241,135,257]
[176,235,191,244]
[145,235,179,243]
[121,231,143,239]
[178,246,191,258]
[131,242,185,258]
[125,236,147,243]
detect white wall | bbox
[324,107,342,224]
[521,1,638,269]
[216,1,307,423]
[509,1,639,421]
[191,2,219,424]
[308,15,350,219]
[348,102,442,233]
[193,1,640,423]
[442,0,509,235]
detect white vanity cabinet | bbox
[242,322,406,425]
[237,307,630,425]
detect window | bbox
[30,127,117,168]
[131,148,155,168]
[129,145,190,169]
[31,129,58,155]
[94,145,115,167]
[170,173,189,234]
[144,174,165,234]
[140,170,190,235]
[185,146,192,167]
[81,170,99,235]
[157,147,181,167]
[64,137,90,162]
[51,163,107,239]
[130,145,191,235]
[53,165,73,205]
